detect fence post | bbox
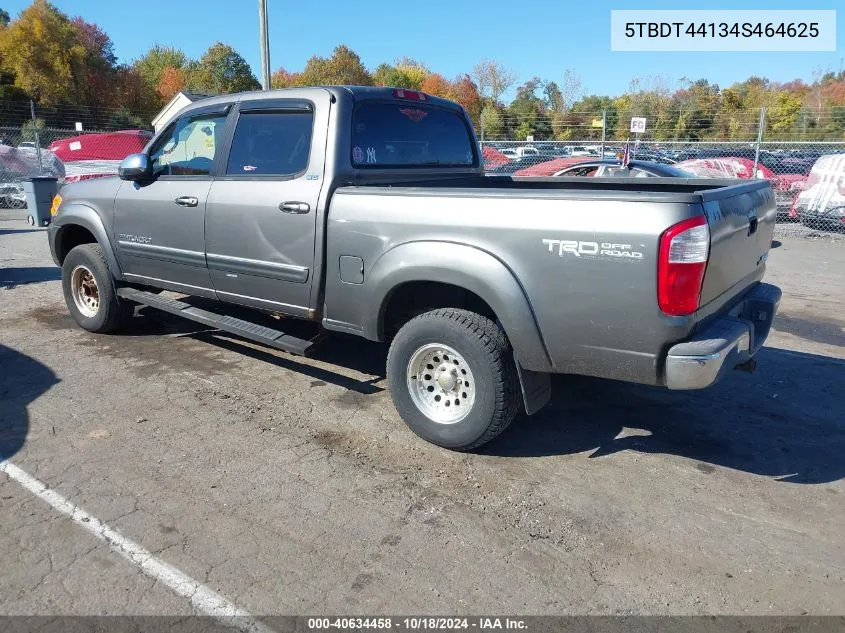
[600,109,607,159]
[30,100,44,176]
[752,106,766,178]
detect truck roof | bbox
[175,85,463,115]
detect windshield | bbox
[351,102,476,168]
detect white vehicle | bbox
[513,146,540,158]
[793,154,845,233]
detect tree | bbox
[0,8,10,26]
[420,72,449,97]
[187,42,259,94]
[0,0,85,105]
[299,45,372,86]
[271,67,302,88]
[480,106,503,139]
[20,116,45,142]
[556,69,583,112]
[472,59,515,105]
[69,17,118,110]
[133,45,188,92]
[450,75,482,124]
[157,65,187,101]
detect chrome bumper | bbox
[665,283,781,390]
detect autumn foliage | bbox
[0,1,843,140]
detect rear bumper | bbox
[664,282,781,390]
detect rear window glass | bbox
[226,111,312,176]
[351,102,475,168]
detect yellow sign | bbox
[591,118,604,128]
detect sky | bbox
[3,0,844,99]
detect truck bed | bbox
[326,177,776,384]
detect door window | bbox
[150,112,228,176]
[226,111,313,176]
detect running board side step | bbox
[117,287,315,356]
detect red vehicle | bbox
[512,156,594,177]
[48,130,152,183]
[482,145,510,169]
[676,157,806,219]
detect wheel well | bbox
[55,225,97,265]
[381,281,498,339]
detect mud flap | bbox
[514,354,551,415]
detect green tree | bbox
[20,116,45,142]
[299,45,372,86]
[769,91,804,136]
[0,8,10,26]
[480,106,503,139]
[187,42,259,94]
[133,45,188,93]
[0,0,84,105]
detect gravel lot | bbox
[1,211,843,618]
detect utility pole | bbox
[258,0,271,90]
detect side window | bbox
[226,111,313,176]
[150,112,228,177]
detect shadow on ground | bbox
[483,347,845,484]
[0,228,43,237]
[137,298,386,395]
[0,345,59,460]
[0,266,61,288]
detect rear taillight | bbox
[658,216,709,316]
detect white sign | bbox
[69,141,82,151]
[75,121,83,131]
[630,117,647,134]
[526,135,534,142]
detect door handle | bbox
[174,196,199,207]
[279,201,310,214]
[748,216,758,236]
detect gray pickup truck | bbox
[48,86,781,450]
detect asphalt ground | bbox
[1,212,843,621]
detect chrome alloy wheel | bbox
[406,343,476,424]
[70,265,100,318]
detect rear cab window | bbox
[351,100,476,168]
[226,110,313,177]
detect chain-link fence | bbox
[3,100,844,239]
[1,99,154,210]
[482,140,845,240]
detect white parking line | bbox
[0,460,276,633]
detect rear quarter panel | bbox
[325,187,704,384]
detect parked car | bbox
[48,86,780,451]
[0,144,65,208]
[513,157,682,178]
[49,130,153,183]
[790,154,845,233]
[677,157,805,220]
[487,154,553,174]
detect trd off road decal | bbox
[542,239,643,259]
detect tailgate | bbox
[699,180,776,307]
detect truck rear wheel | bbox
[387,308,520,450]
[62,243,133,333]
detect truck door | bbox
[113,104,230,294]
[204,96,328,317]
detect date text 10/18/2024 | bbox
[307,618,528,630]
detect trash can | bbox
[22,177,58,227]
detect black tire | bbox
[386,308,520,451]
[62,243,133,333]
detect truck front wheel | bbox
[387,308,520,450]
[62,243,133,333]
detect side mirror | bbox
[118,153,152,181]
